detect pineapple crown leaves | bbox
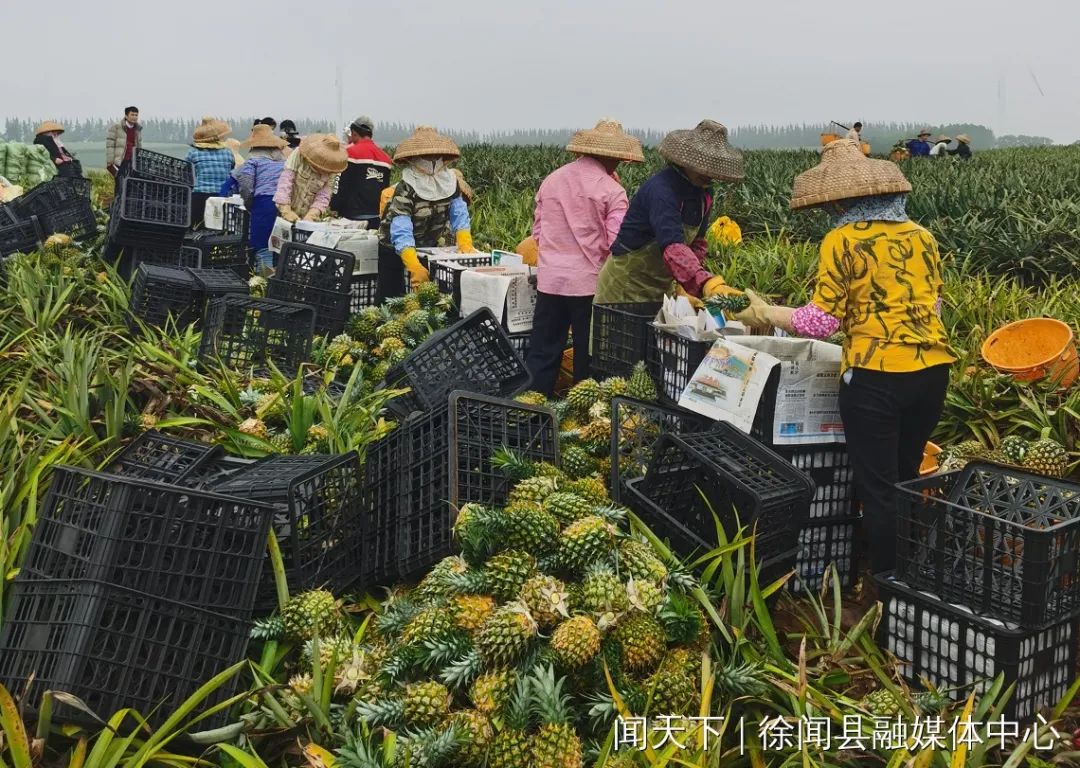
[378,644,422,685]
[713,656,769,700]
[356,694,407,729]
[376,596,422,640]
[502,672,535,731]
[591,502,629,526]
[658,591,704,646]
[392,724,462,768]
[336,727,387,768]
[490,446,539,481]
[527,664,575,728]
[439,647,485,690]
[250,615,285,640]
[420,633,474,673]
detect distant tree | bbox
[995,134,1054,148]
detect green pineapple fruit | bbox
[509,475,560,505]
[627,361,658,402]
[403,680,452,727]
[645,664,698,715]
[514,390,548,407]
[658,592,707,646]
[913,689,951,716]
[485,550,537,601]
[404,308,434,338]
[580,564,629,615]
[1023,436,1069,477]
[862,688,902,717]
[417,555,470,599]
[280,590,343,642]
[565,378,602,414]
[449,709,494,767]
[487,676,532,768]
[400,605,456,647]
[469,668,516,715]
[542,491,594,525]
[561,444,599,479]
[626,578,664,614]
[530,666,584,768]
[983,449,1012,465]
[504,501,560,554]
[616,539,669,582]
[369,360,391,383]
[600,377,629,402]
[612,614,666,672]
[551,615,602,670]
[559,516,616,573]
[567,475,610,504]
[952,439,987,459]
[300,634,356,668]
[1000,435,1029,464]
[347,309,381,342]
[376,319,407,342]
[402,294,422,314]
[415,281,442,308]
[268,432,293,454]
[519,574,570,628]
[476,603,538,666]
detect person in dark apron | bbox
[376,126,476,301]
[594,120,747,306]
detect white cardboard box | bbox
[203,195,245,230]
[459,265,537,333]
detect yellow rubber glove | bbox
[401,246,430,287]
[702,275,744,299]
[516,236,538,267]
[733,289,795,330]
[277,204,299,223]
[674,285,704,310]
[456,230,478,254]
[302,209,320,222]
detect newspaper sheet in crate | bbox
[677,338,780,433]
[459,265,537,333]
[734,336,844,445]
[651,293,749,339]
[305,229,379,275]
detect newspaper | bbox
[677,338,780,432]
[306,229,380,274]
[203,195,245,230]
[459,265,537,333]
[733,336,845,445]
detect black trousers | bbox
[525,292,593,396]
[190,192,211,229]
[376,241,406,303]
[839,364,950,574]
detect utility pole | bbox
[336,63,345,140]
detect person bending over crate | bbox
[733,138,955,598]
[233,124,287,274]
[525,120,643,396]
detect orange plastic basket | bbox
[981,318,1078,389]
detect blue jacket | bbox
[906,139,931,157]
[611,167,712,254]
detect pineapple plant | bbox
[551,615,601,669]
[530,666,584,768]
[1023,433,1069,477]
[403,680,453,727]
[626,361,658,402]
[280,590,343,642]
[476,602,538,666]
[559,516,616,573]
[612,614,666,672]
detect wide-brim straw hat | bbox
[452,169,474,203]
[35,120,65,136]
[790,138,912,210]
[917,129,932,137]
[658,120,744,181]
[566,119,644,162]
[955,134,971,144]
[193,117,231,146]
[934,135,952,143]
[242,123,287,149]
[299,133,348,174]
[393,126,460,163]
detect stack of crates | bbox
[12,176,97,240]
[198,294,315,373]
[109,150,193,261]
[128,264,248,330]
[268,241,355,336]
[0,431,273,727]
[879,464,1080,721]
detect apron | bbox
[593,222,700,304]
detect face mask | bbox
[410,158,445,176]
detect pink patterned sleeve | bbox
[273,168,295,206]
[790,303,841,339]
[662,243,711,296]
[309,181,333,214]
[934,295,943,316]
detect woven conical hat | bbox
[790,139,912,210]
[658,120,744,181]
[241,123,287,149]
[35,121,65,136]
[193,116,231,145]
[393,126,460,163]
[299,134,348,174]
[566,119,644,162]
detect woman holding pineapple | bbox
[734,138,955,581]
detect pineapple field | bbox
[1,144,1080,768]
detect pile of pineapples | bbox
[939,430,1070,478]
[275,455,710,767]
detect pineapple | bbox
[983,449,1012,465]
[627,361,658,402]
[301,634,355,668]
[488,676,533,768]
[401,605,456,647]
[452,594,498,633]
[565,378,602,414]
[346,307,382,343]
[238,417,269,440]
[645,664,698,715]
[268,432,293,454]
[515,390,548,407]
[374,336,406,358]
[703,292,751,315]
[403,680,452,727]
[476,603,538,666]
[952,439,987,459]
[402,294,422,314]
[567,475,610,505]
[616,539,669,582]
[509,475,560,505]
[1000,435,1029,464]
[449,709,494,767]
[530,666,584,768]
[504,502,560,554]
[551,615,601,669]
[561,444,599,479]
[862,688,902,717]
[612,614,666,672]
[288,673,314,696]
[376,319,407,342]
[559,516,616,573]
[520,574,571,628]
[1023,436,1069,477]
[626,578,664,614]
[280,590,342,642]
[542,491,594,525]
[485,550,537,601]
[415,281,442,308]
[579,419,613,455]
[404,308,434,338]
[417,555,470,600]
[600,377,629,402]
[579,564,629,615]
[469,668,516,714]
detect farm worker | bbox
[186,118,236,227]
[279,120,302,150]
[377,170,471,220]
[273,134,348,225]
[233,124,287,274]
[928,135,952,157]
[593,120,746,305]
[225,139,245,169]
[905,129,932,157]
[105,106,142,189]
[377,126,476,300]
[330,116,392,230]
[846,121,863,141]
[948,134,973,160]
[733,139,955,590]
[33,121,81,178]
[526,119,643,396]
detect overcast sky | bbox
[3,0,1078,143]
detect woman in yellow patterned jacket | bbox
[735,139,954,585]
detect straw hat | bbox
[242,123,287,149]
[298,133,348,174]
[193,116,231,147]
[453,169,474,203]
[790,138,912,210]
[917,129,932,137]
[933,135,951,143]
[955,134,971,144]
[658,120,744,181]
[35,121,65,136]
[393,126,460,163]
[566,119,644,162]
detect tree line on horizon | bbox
[0,117,1055,149]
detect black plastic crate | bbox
[635,428,815,562]
[350,273,379,313]
[0,213,43,257]
[127,148,195,186]
[609,397,716,505]
[360,425,404,586]
[130,246,201,269]
[385,308,531,413]
[592,302,663,379]
[199,295,315,374]
[791,515,861,594]
[0,579,247,728]
[115,177,191,229]
[20,467,273,615]
[777,444,857,520]
[222,202,249,236]
[129,263,200,328]
[278,241,355,293]
[268,278,350,337]
[188,267,249,301]
[876,574,1078,722]
[13,177,96,240]
[430,254,493,310]
[213,453,363,611]
[184,231,248,278]
[507,332,530,360]
[646,326,711,405]
[104,430,221,484]
[177,453,256,491]
[396,407,452,582]
[895,463,1080,627]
